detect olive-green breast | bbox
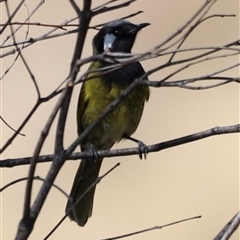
[77,60,149,150]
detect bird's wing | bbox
[76,82,88,139]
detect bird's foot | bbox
[136,140,148,160]
[124,135,148,160]
[87,144,99,161]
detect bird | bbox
[65,19,150,226]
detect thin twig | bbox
[0,0,26,35]
[0,102,40,153]
[5,2,41,99]
[162,77,240,90]
[0,4,30,81]
[0,115,25,136]
[92,0,136,16]
[0,176,68,198]
[100,215,201,240]
[1,0,46,45]
[167,13,235,63]
[91,10,143,29]
[0,21,68,30]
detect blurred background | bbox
[1,0,239,239]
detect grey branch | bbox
[1,124,239,168]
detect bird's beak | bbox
[129,23,150,34]
[129,23,150,35]
[137,23,150,31]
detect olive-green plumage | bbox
[65,20,150,226]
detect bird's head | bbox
[92,20,150,54]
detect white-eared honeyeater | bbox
[66,20,150,226]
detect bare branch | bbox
[1,0,46,45]
[148,0,218,54]
[92,0,136,16]
[168,13,236,63]
[5,2,41,99]
[0,176,68,198]
[0,115,25,136]
[214,212,240,240]
[0,102,39,153]
[91,10,143,29]
[0,0,25,35]
[0,5,30,81]
[21,86,70,223]
[100,215,201,240]
[14,1,92,239]
[1,124,239,168]
[162,77,240,90]
[0,21,68,31]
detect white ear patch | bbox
[103,34,116,51]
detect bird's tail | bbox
[65,158,103,226]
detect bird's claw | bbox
[87,144,99,161]
[137,141,148,160]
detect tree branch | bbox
[99,215,201,240]
[214,211,240,240]
[14,1,92,239]
[1,124,239,168]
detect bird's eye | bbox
[114,29,121,36]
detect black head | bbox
[92,20,150,54]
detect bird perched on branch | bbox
[66,19,150,226]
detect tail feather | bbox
[65,158,103,226]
